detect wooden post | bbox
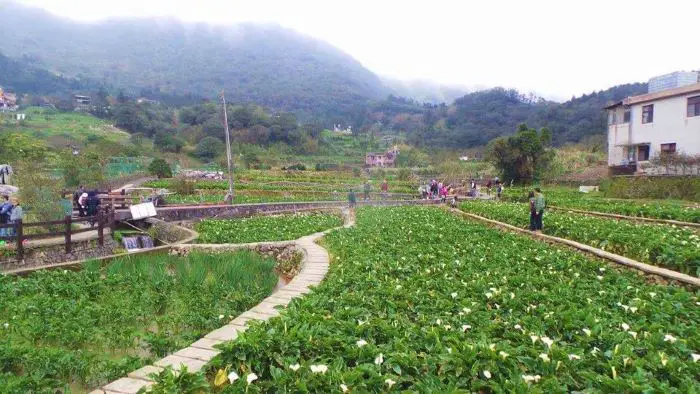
[97,210,104,247]
[109,208,116,233]
[15,219,23,261]
[64,214,72,254]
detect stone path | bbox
[92,210,353,394]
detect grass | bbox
[196,212,343,244]
[0,250,278,392]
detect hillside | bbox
[0,52,96,96]
[352,83,648,147]
[0,1,388,118]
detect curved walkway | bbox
[452,208,700,287]
[93,210,354,394]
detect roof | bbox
[623,83,700,107]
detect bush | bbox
[397,167,412,181]
[148,158,172,179]
[315,163,340,171]
[171,176,196,195]
[286,164,306,171]
[605,176,700,202]
[194,136,224,161]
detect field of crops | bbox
[460,200,700,276]
[196,212,343,244]
[502,187,700,223]
[0,251,278,392]
[151,206,698,392]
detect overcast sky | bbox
[19,0,700,100]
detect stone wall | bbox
[1,238,120,272]
[143,199,439,222]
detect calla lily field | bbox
[159,206,697,392]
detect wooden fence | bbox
[0,208,115,261]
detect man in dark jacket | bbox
[86,190,101,227]
[0,195,11,237]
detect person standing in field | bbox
[528,191,537,231]
[381,179,389,200]
[496,181,503,199]
[534,188,546,232]
[347,189,357,208]
[0,195,11,237]
[86,190,101,227]
[8,197,23,236]
[363,181,371,201]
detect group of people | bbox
[72,185,101,221]
[528,188,546,232]
[420,180,451,201]
[0,195,23,237]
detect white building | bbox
[605,82,700,171]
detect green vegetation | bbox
[0,251,278,392]
[604,176,700,202]
[502,186,700,223]
[148,158,173,179]
[487,123,553,183]
[196,212,343,244]
[160,207,697,391]
[460,200,700,276]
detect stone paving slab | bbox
[174,346,221,362]
[89,390,106,394]
[128,365,163,381]
[103,377,153,394]
[191,337,225,351]
[205,324,244,341]
[155,355,208,373]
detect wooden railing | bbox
[0,208,115,261]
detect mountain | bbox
[0,51,96,96]
[0,1,388,118]
[352,83,649,147]
[381,77,473,104]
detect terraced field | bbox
[146,206,699,392]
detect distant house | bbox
[606,71,700,174]
[366,147,399,167]
[0,87,18,112]
[73,94,91,111]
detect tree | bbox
[486,124,554,184]
[195,137,224,161]
[148,158,172,178]
[154,132,184,153]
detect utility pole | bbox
[221,91,234,204]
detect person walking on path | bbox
[363,181,371,201]
[347,189,357,208]
[8,197,23,237]
[496,181,503,199]
[74,186,86,217]
[486,180,492,196]
[0,195,11,237]
[381,179,389,200]
[528,191,537,231]
[534,188,546,232]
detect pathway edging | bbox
[92,211,352,394]
[549,206,700,228]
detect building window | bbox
[642,104,654,123]
[688,96,700,117]
[609,112,617,125]
[623,108,631,123]
[660,143,677,154]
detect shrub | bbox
[148,158,172,179]
[171,176,196,195]
[194,136,224,161]
[605,176,700,202]
[286,164,306,171]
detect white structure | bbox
[606,82,700,170]
[648,71,699,93]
